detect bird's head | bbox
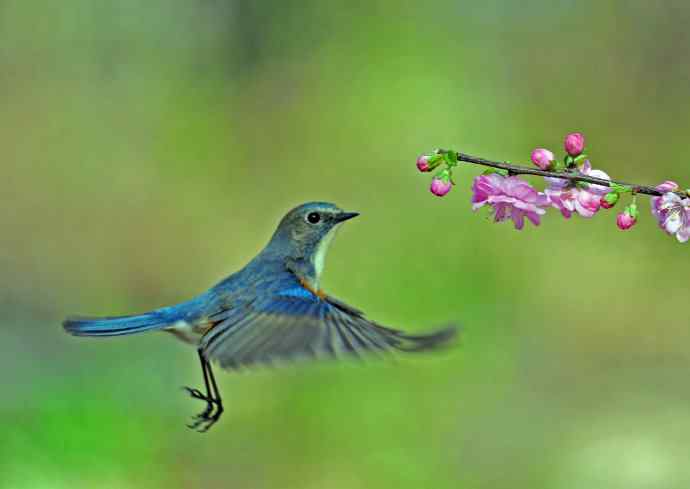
[266,202,359,278]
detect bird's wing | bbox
[199,282,456,371]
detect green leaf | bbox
[443,150,458,167]
[610,183,633,193]
[436,168,451,182]
[552,159,565,172]
[428,153,444,164]
[604,192,620,205]
[482,168,509,177]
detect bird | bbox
[63,202,457,431]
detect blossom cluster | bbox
[416,132,690,243]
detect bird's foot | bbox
[182,386,224,433]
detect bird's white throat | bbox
[311,224,340,288]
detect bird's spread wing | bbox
[199,283,456,370]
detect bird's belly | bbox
[163,320,214,346]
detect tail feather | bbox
[63,312,171,337]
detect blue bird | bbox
[64,202,457,431]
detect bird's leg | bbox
[206,362,223,421]
[185,350,213,414]
[200,360,224,431]
[184,350,223,431]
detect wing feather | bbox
[200,288,457,371]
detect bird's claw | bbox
[183,386,206,400]
[187,407,223,432]
[183,386,224,433]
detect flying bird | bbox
[64,202,457,431]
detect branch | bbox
[418,133,690,239]
[437,149,689,199]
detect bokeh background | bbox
[2,1,690,488]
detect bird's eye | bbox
[306,212,321,224]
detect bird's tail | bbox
[63,310,174,337]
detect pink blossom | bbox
[416,155,431,172]
[564,132,585,156]
[616,211,636,230]
[531,148,554,170]
[656,180,679,193]
[471,174,549,230]
[600,198,614,209]
[650,181,690,242]
[579,160,612,195]
[651,181,680,219]
[430,176,452,197]
[543,161,611,218]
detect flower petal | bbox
[676,225,690,243]
[545,177,570,189]
[585,169,612,195]
[525,211,541,226]
[656,181,679,193]
[494,203,508,222]
[512,210,525,230]
[664,211,683,234]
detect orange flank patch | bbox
[299,277,327,299]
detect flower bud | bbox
[416,154,432,172]
[600,192,619,209]
[416,153,443,173]
[564,132,585,156]
[430,174,452,197]
[616,207,637,230]
[530,148,554,170]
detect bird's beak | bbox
[335,211,360,223]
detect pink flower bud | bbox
[430,176,452,197]
[600,192,619,209]
[600,199,614,209]
[530,148,554,170]
[416,154,432,172]
[616,211,636,230]
[564,132,585,156]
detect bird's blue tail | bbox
[63,310,174,337]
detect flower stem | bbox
[437,149,688,199]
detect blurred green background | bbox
[2,1,690,488]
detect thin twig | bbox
[437,149,688,198]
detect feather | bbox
[200,281,458,370]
